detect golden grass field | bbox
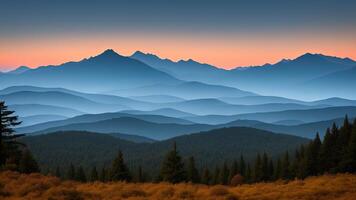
[1,171,356,200]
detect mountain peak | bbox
[7,66,30,74]
[132,50,146,57]
[88,49,124,62]
[100,49,120,56]
[131,51,162,60]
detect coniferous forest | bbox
[48,116,356,185]
[2,99,356,187]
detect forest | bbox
[1,100,356,186]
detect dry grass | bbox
[1,171,356,200]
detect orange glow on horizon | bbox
[1,32,356,70]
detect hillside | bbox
[21,127,308,174]
[186,106,356,124]
[1,171,355,200]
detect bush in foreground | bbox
[1,171,356,200]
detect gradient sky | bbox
[1,0,356,70]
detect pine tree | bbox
[228,160,238,183]
[90,166,98,182]
[212,166,220,185]
[99,167,107,182]
[297,145,309,179]
[135,165,146,183]
[55,166,61,178]
[305,133,321,176]
[66,163,76,180]
[281,152,291,180]
[201,168,211,185]
[343,119,356,172]
[160,142,186,183]
[76,166,87,182]
[274,158,282,180]
[319,128,334,173]
[239,155,246,177]
[261,153,269,181]
[0,101,23,169]
[329,123,340,172]
[268,159,274,181]
[253,154,262,182]
[219,162,229,185]
[18,149,40,174]
[111,150,131,182]
[245,164,252,183]
[187,156,200,183]
[338,116,353,172]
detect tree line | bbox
[0,101,39,174]
[49,116,356,186]
[1,100,356,185]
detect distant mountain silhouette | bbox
[0,86,154,110]
[28,117,213,140]
[222,53,356,98]
[185,106,356,124]
[120,108,196,118]
[7,66,30,74]
[0,91,129,113]
[128,95,185,103]
[19,114,68,127]
[8,104,84,118]
[301,66,356,99]
[111,81,257,99]
[220,96,356,106]
[131,51,225,81]
[16,111,195,134]
[162,100,327,115]
[0,49,181,92]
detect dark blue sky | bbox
[1,0,356,69]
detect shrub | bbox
[230,174,244,186]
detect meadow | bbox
[1,171,356,200]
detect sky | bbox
[0,0,356,70]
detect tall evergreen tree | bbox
[186,156,200,183]
[219,162,230,185]
[212,166,220,185]
[99,167,107,182]
[261,153,269,181]
[268,159,274,181]
[274,158,282,180]
[319,128,334,173]
[281,152,291,180]
[201,168,211,185]
[228,160,239,183]
[55,166,61,178]
[160,142,186,183]
[253,154,263,182]
[329,123,340,172]
[239,155,246,177]
[343,119,356,172]
[245,164,252,183]
[18,149,40,174]
[111,150,131,182]
[305,133,321,176]
[66,163,76,180]
[0,101,23,169]
[76,166,87,182]
[135,165,146,183]
[90,166,98,182]
[338,116,353,171]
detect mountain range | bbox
[1,49,355,140]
